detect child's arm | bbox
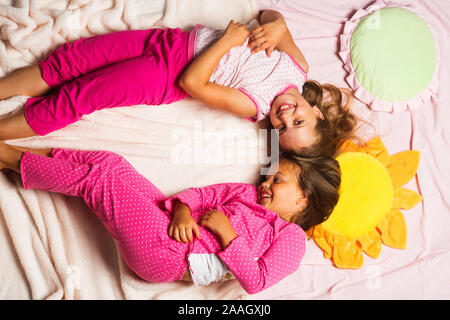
[248,10,309,73]
[164,183,255,214]
[165,183,254,244]
[220,224,305,294]
[200,209,237,249]
[168,201,201,243]
[179,20,257,118]
[203,213,306,295]
[166,184,254,244]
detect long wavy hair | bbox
[281,154,341,231]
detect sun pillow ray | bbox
[308,137,422,269]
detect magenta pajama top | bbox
[164,183,307,294]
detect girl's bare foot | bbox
[0,142,53,174]
[0,159,8,171]
[0,64,50,100]
[0,110,38,140]
[0,141,23,174]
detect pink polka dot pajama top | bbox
[20,149,306,294]
[24,24,307,135]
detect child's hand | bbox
[220,20,250,49]
[168,203,201,243]
[248,18,287,57]
[200,209,237,249]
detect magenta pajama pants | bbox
[24,27,195,136]
[20,149,189,282]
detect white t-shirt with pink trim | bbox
[192,24,308,122]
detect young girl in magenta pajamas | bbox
[0,10,356,157]
[0,141,340,294]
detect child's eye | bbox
[278,126,285,133]
[294,120,303,126]
[274,177,281,183]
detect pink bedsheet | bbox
[250,0,450,299]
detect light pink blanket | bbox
[250,0,450,299]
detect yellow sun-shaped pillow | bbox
[310,137,422,269]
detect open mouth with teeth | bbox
[259,187,272,202]
[276,103,295,115]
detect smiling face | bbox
[257,159,308,222]
[269,87,324,152]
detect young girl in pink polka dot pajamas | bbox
[0,142,340,294]
[0,10,356,158]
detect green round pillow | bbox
[340,2,439,111]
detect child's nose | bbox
[261,177,272,187]
[279,111,292,123]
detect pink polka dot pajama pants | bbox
[20,149,189,282]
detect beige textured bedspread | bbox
[0,0,260,299]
